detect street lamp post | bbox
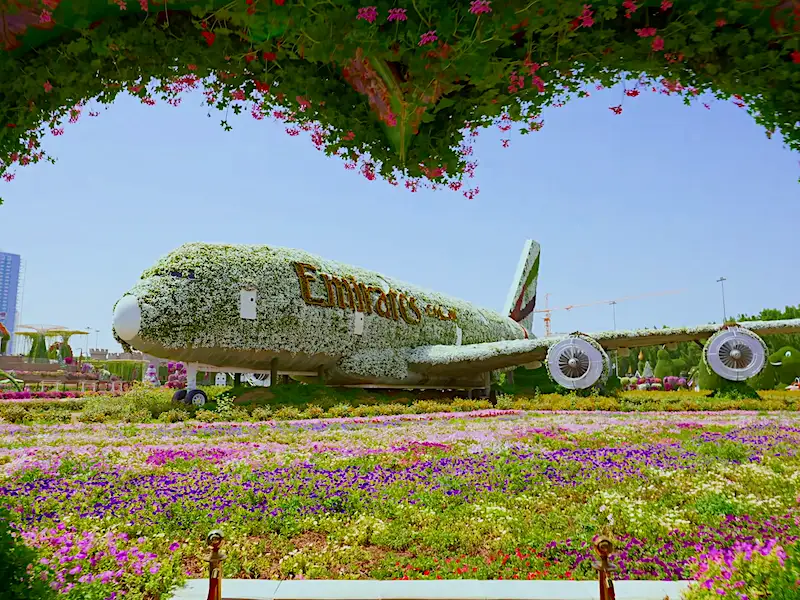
[716,277,727,323]
[609,301,618,374]
[86,327,99,354]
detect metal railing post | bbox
[206,530,226,600]
[592,536,617,600]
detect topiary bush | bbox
[653,348,675,379]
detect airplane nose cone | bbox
[113,295,141,342]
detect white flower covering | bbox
[405,320,800,374]
[118,243,525,380]
[116,243,800,382]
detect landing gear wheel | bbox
[172,389,187,404]
[186,389,207,407]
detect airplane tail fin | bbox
[503,240,541,336]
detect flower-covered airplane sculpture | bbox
[112,241,800,406]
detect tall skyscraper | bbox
[0,252,22,355]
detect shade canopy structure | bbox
[0,0,798,198]
[15,325,89,360]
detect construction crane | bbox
[534,288,687,337]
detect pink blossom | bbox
[469,0,491,15]
[39,10,52,23]
[418,30,438,46]
[43,81,53,93]
[387,8,407,21]
[578,4,593,27]
[636,27,657,37]
[356,6,378,23]
[652,36,665,51]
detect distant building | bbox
[0,252,21,355]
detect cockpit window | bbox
[170,270,196,280]
[146,268,197,280]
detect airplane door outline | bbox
[240,290,257,319]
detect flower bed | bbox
[1,0,799,202]
[1,411,799,599]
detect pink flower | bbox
[43,81,53,93]
[39,10,52,23]
[387,8,407,21]
[652,36,664,51]
[636,27,657,37]
[469,0,491,15]
[418,30,438,46]
[579,4,594,27]
[356,6,377,23]
[660,0,672,10]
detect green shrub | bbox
[0,405,29,424]
[194,409,218,422]
[273,406,302,420]
[0,506,56,600]
[251,406,273,421]
[450,399,493,412]
[301,405,325,419]
[199,385,231,402]
[77,398,138,423]
[325,403,353,418]
[410,401,452,414]
[215,393,236,416]
[158,408,189,423]
[122,384,174,418]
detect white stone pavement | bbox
[170,579,691,600]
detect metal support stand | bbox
[186,362,198,391]
[206,530,225,600]
[270,358,278,387]
[593,536,617,600]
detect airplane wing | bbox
[406,318,800,377]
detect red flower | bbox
[263,51,277,61]
[201,31,215,46]
[43,81,53,93]
[660,0,672,10]
[652,36,664,51]
[636,27,657,37]
[715,18,726,27]
[792,50,800,64]
[609,105,623,115]
[245,52,257,63]
[274,0,285,5]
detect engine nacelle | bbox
[545,335,609,390]
[703,326,767,382]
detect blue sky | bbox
[1,86,798,355]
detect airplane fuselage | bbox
[113,244,528,386]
